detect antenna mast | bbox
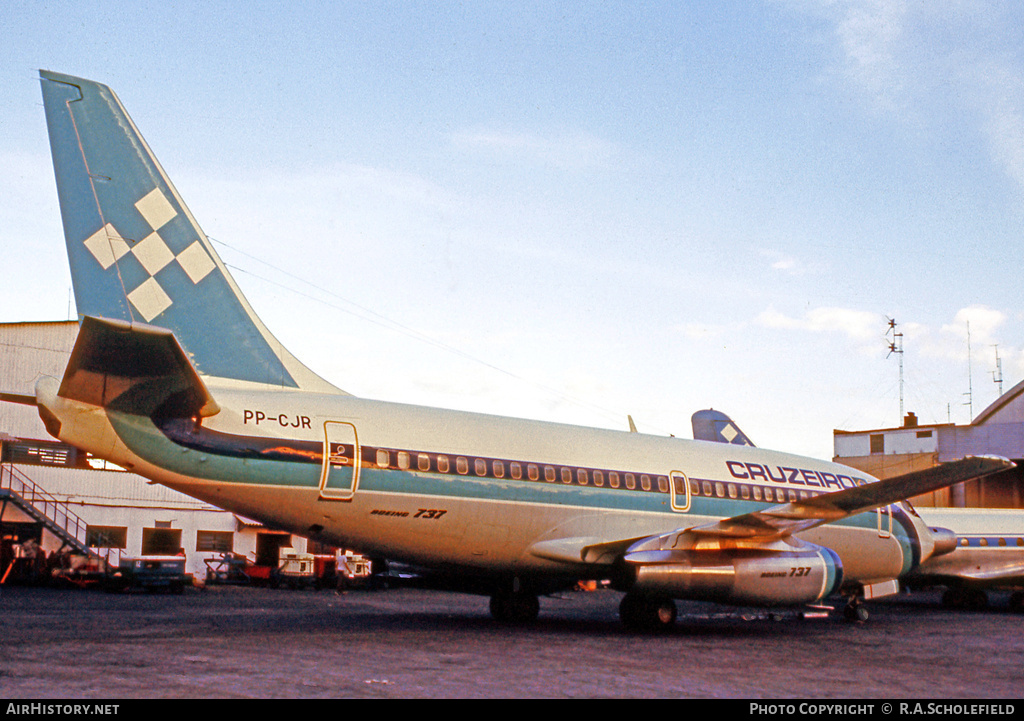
[993,344,1004,397]
[963,321,973,421]
[886,317,904,422]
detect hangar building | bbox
[833,384,1024,508]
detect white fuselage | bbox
[39,377,933,586]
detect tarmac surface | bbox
[0,584,1021,699]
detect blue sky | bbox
[3,1,1023,460]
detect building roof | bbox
[973,377,1024,426]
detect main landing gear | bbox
[843,597,870,623]
[941,586,989,611]
[489,588,540,624]
[618,592,677,632]
[1011,591,1024,613]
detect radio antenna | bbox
[963,321,973,421]
[886,317,904,422]
[992,344,1004,397]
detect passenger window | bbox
[418,453,430,472]
[510,462,522,480]
[493,460,504,478]
[437,455,450,473]
[741,485,750,500]
[752,486,762,501]
[474,458,487,476]
[715,482,725,498]
[561,467,572,484]
[528,464,539,481]
[397,451,410,470]
[727,484,737,499]
[545,466,556,482]
[456,457,469,475]
[703,481,712,496]
[658,476,668,493]
[577,469,589,486]
[609,472,620,488]
[625,474,636,490]
[593,470,604,487]
[640,475,651,491]
[376,449,390,468]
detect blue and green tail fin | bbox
[39,70,340,393]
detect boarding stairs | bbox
[0,462,101,561]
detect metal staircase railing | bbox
[0,462,98,558]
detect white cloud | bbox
[833,0,910,111]
[760,249,816,275]
[974,61,1024,190]
[940,305,1006,342]
[909,305,1009,364]
[794,0,1024,191]
[756,305,882,343]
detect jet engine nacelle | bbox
[627,544,844,606]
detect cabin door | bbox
[669,471,691,512]
[319,421,361,501]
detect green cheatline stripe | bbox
[107,411,918,563]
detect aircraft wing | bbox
[529,535,651,566]
[529,456,1014,565]
[636,457,1014,552]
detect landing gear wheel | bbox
[489,590,540,624]
[619,593,677,632]
[1009,591,1024,614]
[942,588,965,609]
[843,600,869,623]
[966,589,988,610]
[943,587,988,611]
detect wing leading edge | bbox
[628,456,1014,557]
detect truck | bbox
[105,556,189,593]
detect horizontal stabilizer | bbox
[59,316,219,419]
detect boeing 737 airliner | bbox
[12,70,1013,630]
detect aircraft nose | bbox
[928,527,958,557]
